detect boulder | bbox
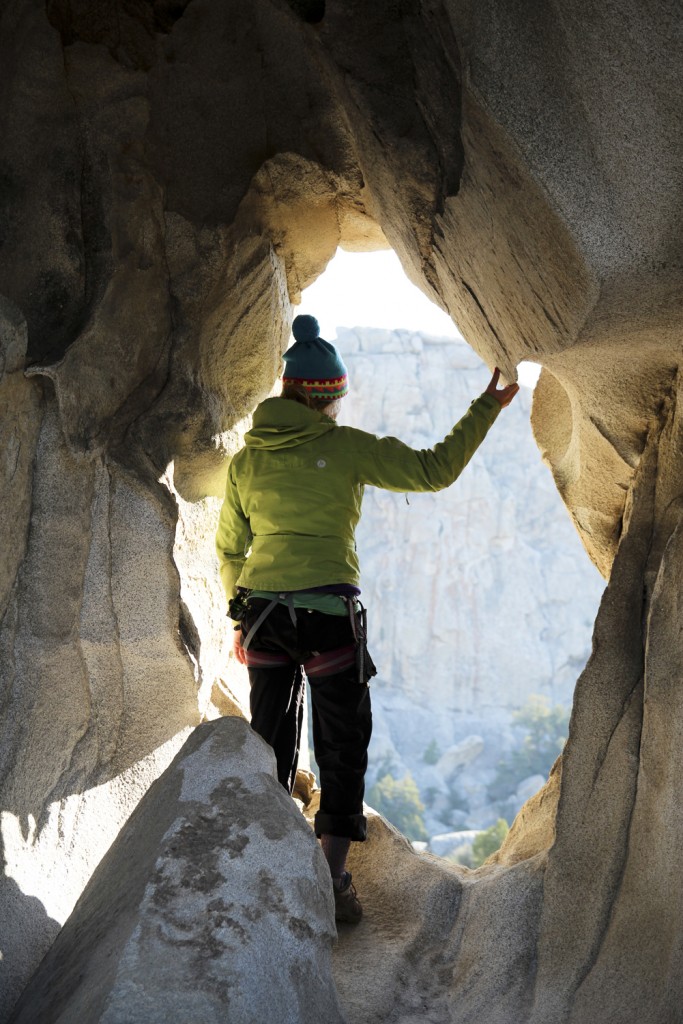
[9,717,344,1024]
[428,830,479,860]
[435,737,486,780]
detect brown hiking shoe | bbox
[333,871,363,924]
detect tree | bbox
[471,818,509,867]
[489,695,569,801]
[367,771,428,842]
[422,738,441,765]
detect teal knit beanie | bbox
[283,315,349,400]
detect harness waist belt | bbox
[303,645,357,678]
[243,649,293,669]
[244,644,357,677]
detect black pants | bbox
[242,600,373,842]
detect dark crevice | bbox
[152,0,195,33]
[283,0,326,23]
[418,2,464,203]
[46,0,196,69]
[23,15,113,366]
[179,598,201,667]
[109,344,177,477]
[462,279,503,347]
[588,676,643,798]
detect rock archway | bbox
[1,1,682,1020]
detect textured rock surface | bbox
[304,807,546,1024]
[527,390,683,1024]
[9,717,343,1024]
[321,395,683,1023]
[0,304,201,1016]
[1,1,683,1021]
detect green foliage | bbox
[423,786,439,806]
[471,818,509,867]
[446,785,468,813]
[447,845,474,869]
[422,738,441,765]
[367,771,428,842]
[489,695,569,801]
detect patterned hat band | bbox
[283,375,349,400]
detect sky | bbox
[301,248,542,388]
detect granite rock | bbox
[1,2,683,1021]
[9,718,344,1024]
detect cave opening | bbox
[167,237,603,867]
[290,246,604,862]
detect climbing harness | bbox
[242,592,297,652]
[236,591,376,685]
[343,596,376,686]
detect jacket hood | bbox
[244,397,338,451]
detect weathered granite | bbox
[9,717,344,1024]
[0,386,200,1015]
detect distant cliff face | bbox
[336,327,604,831]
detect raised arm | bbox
[356,370,518,493]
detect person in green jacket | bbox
[216,314,518,922]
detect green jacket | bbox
[216,393,500,603]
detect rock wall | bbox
[1,0,683,1020]
[0,297,201,1015]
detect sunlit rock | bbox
[9,718,343,1024]
[322,811,544,1024]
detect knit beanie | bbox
[283,315,349,400]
